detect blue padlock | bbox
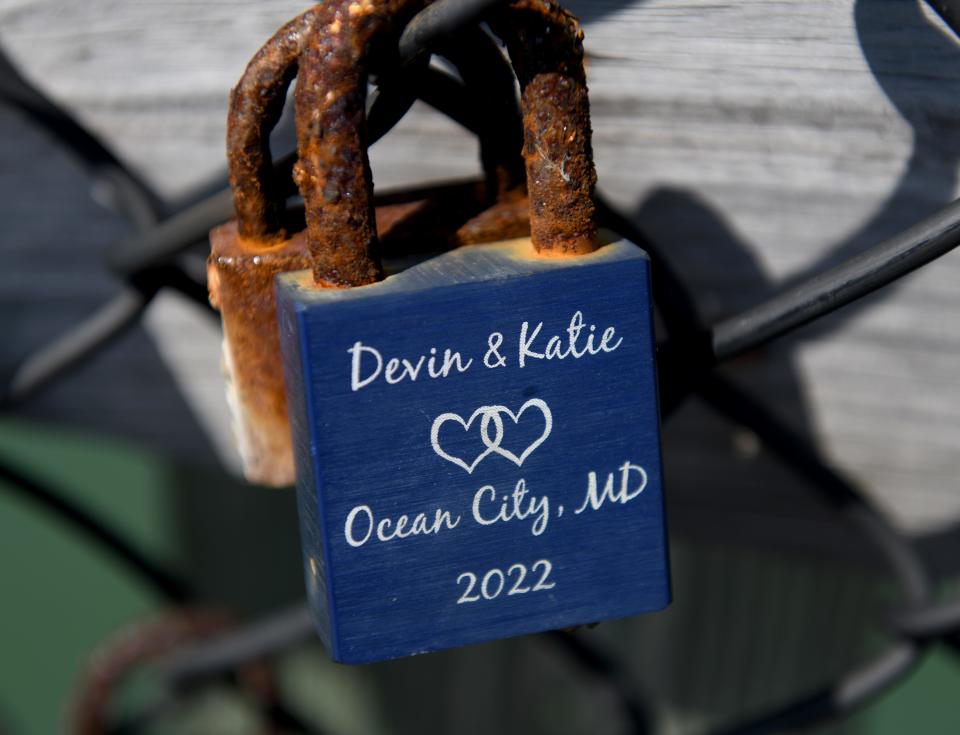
[277,0,670,664]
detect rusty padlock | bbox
[273,0,670,663]
[209,4,532,487]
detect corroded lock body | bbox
[209,7,530,487]
[208,11,315,488]
[273,0,670,663]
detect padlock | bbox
[209,5,532,487]
[275,0,671,664]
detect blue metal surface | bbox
[277,238,670,664]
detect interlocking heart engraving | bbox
[430,399,553,474]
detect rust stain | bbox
[456,188,531,245]
[490,0,598,255]
[68,611,275,735]
[208,223,311,487]
[293,0,428,286]
[228,8,318,241]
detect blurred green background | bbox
[2,418,958,734]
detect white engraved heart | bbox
[430,399,552,474]
[482,398,552,468]
[430,406,504,474]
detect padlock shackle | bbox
[227,8,318,242]
[294,0,434,287]
[226,2,519,258]
[294,0,598,286]
[228,1,598,280]
[488,0,598,256]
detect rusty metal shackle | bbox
[489,0,598,256]
[295,0,598,285]
[226,2,520,249]
[228,0,598,286]
[294,0,431,286]
[228,8,318,243]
